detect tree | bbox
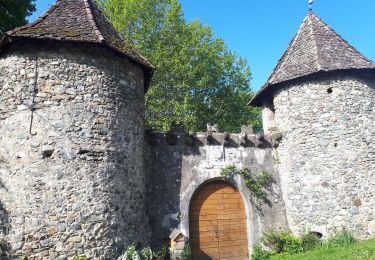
[100,0,261,132]
[0,0,36,37]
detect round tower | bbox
[0,0,154,258]
[250,11,375,239]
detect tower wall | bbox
[0,42,148,259]
[273,73,375,238]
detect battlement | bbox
[147,124,282,148]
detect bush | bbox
[300,232,322,251]
[325,229,356,248]
[251,245,272,260]
[261,229,322,255]
[256,228,355,259]
[180,245,192,260]
[261,229,303,254]
[118,244,153,260]
[153,247,168,260]
[280,232,304,254]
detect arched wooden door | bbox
[189,181,248,260]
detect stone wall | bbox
[272,73,375,239]
[0,42,148,259]
[147,127,289,252]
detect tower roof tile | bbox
[0,0,154,90]
[250,11,375,106]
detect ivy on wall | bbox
[220,165,272,200]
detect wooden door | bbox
[190,181,248,260]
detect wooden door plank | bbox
[217,213,245,220]
[191,230,218,238]
[190,181,248,260]
[220,255,248,260]
[218,239,248,247]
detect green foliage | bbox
[0,0,36,37]
[256,228,357,260]
[257,171,273,187]
[300,232,321,251]
[261,229,303,255]
[153,247,168,260]
[325,229,356,249]
[219,164,237,178]
[99,0,261,132]
[140,247,153,260]
[251,245,272,260]
[19,257,27,260]
[220,165,272,199]
[119,244,153,260]
[180,245,192,260]
[73,257,87,260]
[271,238,374,260]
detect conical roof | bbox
[250,10,375,106]
[0,0,154,89]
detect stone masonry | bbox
[147,127,288,251]
[273,74,375,238]
[1,1,375,259]
[0,42,149,259]
[250,10,375,240]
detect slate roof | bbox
[0,0,154,90]
[250,10,375,106]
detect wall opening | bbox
[310,231,323,239]
[189,180,249,260]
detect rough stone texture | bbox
[0,42,148,259]
[271,73,375,239]
[147,131,289,252]
[262,104,277,133]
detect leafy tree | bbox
[0,0,36,37]
[100,0,261,132]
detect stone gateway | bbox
[0,0,374,259]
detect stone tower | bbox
[250,11,375,238]
[0,0,154,258]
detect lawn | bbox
[271,238,375,260]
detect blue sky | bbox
[29,0,375,91]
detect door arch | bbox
[189,180,249,260]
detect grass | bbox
[271,238,375,260]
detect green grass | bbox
[271,238,375,260]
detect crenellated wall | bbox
[272,73,375,239]
[0,42,148,259]
[147,125,289,251]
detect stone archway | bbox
[189,180,249,260]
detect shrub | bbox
[261,229,319,255]
[251,245,272,260]
[258,228,355,259]
[261,229,292,253]
[300,232,322,251]
[180,245,192,260]
[118,244,153,260]
[279,232,304,254]
[153,247,168,260]
[325,229,356,248]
